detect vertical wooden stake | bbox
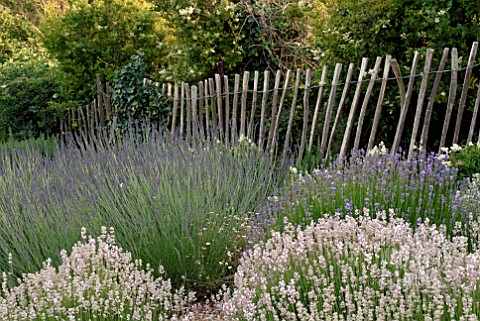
[368,57,391,151]
[453,41,478,145]
[468,80,480,144]
[208,78,217,136]
[408,48,434,160]
[248,71,260,139]
[198,81,204,138]
[321,63,343,157]
[180,82,185,136]
[240,71,250,139]
[185,83,191,141]
[215,74,224,140]
[420,48,449,151]
[266,70,283,153]
[223,76,230,145]
[391,51,421,155]
[282,69,301,164]
[270,70,291,155]
[328,63,355,155]
[308,65,329,153]
[354,57,382,153]
[231,74,240,144]
[258,70,270,151]
[204,80,211,141]
[339,58,369,159]
[191,85,198,141]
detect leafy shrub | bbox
[40,0,167,102]
[111,52,171,132]
[238,0,323,71]
[0,128,283,295]
[223,210,480,320]
[442,143,480,182]
[0,227,196,320]
[259,145,468,239]
[154,0,243,82]
[312,0,480,65]
[0,56,69,141]
[0,3,34,63]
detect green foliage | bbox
[0,3,35,63]
[40,0,167,102]
[313,0,480,65]
[155,0,243,81]
[0,56,71,141]
[111,52,171,132]
[447,143,480,181]
[238,0,322,71]
[311,0,398,65]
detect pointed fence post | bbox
[270,70,291,156]
[439,48,459,151]
[180,82,185,136]
[171,83,179,135]
[231,74,240,145]
[453,41,478,145]
[353,57,382,153]
[198,81,205,138]
[258,70,270,151]
[391,51,421,155]
[240,71,250,139]
[247,71,260,140]
[308,65,328,154]
[468,80,480,144]
[328,63,355,156]
[223,75,230,145]
[282,69,301,164]
[321,63,343,157]
[420,48,449,151]
[266,70,283,153]
[368,56,391,151]
[215,74,224,141]
[339,58,369,159]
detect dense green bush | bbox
[313,0,480,65]
[154,0,243,82]
[0,4,32,63]
[238,0,323,71]
[441,143,480,182]
[0,55,71,141]
[111,52,171,131]
[40,0,167,102]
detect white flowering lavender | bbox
[0,227,196,321]
[457,173,480,216]
[223,209,480,321]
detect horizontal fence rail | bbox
[62,42,480,164]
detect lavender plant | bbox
[0,227,196,321]
[259,147,469,239]
[0,129,283,294]
[222,209,480,320]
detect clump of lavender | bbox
[223,209,480,320]
[0,227,196,321]
[452,173,480,251]
[259,146,469,238]
[0,128,283,295]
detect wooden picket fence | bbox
[60,75,113,139]
[62,42,480,163]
